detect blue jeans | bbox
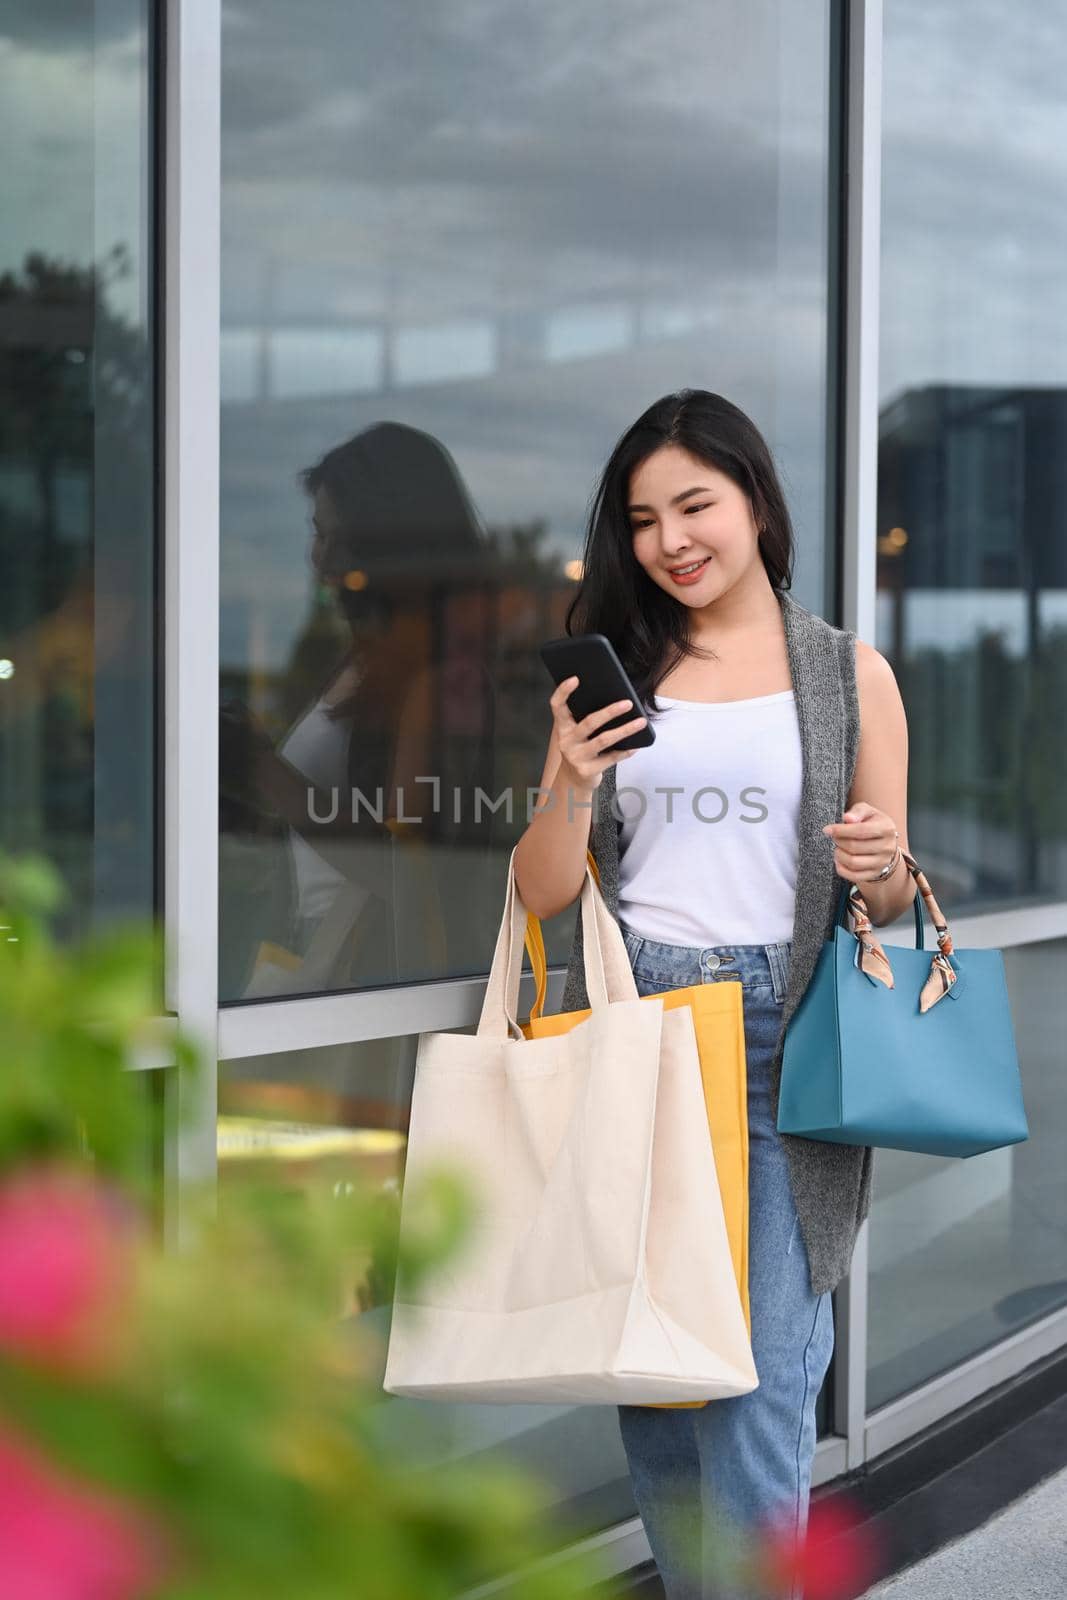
[615,922,835,1600]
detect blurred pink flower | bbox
[0,1163,141,1377]
[0,1422,169,1600]
[752,1489,884,1599]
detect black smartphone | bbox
[539,633,655,752]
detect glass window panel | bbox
[877,0,1067,913]
[874,0,1067,1412]
[868,938,1067,1410]
[218,0,837,1002]
[0,2,157,932]
[218,1032,637,1537]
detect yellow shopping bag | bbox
[521,850,750,1410]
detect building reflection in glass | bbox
[877,385,1067,913]
[0,12,156,935]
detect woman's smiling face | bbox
[627,444,763,606]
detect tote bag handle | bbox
[523,849,600,1024]
[478,847,637,1040]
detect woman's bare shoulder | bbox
[853,639,906,726]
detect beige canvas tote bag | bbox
[382,846,757,1404]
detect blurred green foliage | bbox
[0,850,621,1600]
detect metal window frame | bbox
[162,0,221,1245]
[834,0,882,1475]
[154,0,1067,1573]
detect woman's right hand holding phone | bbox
[550,676,646,791]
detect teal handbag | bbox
[778,851,1029,1157]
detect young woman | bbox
[513,389,913,1599]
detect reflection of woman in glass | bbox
[224,421,495,996]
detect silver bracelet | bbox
[868,833,901,883]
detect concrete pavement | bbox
[860,1462,1067,1598]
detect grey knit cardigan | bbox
[558,588,872,1298]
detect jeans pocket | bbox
[633,972,702,998]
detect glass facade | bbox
[870,0,1067,1406]
[868,937,1067,1412]
[216,0,837,1004]
[218,1033,639,1537]
[2,0,1065,1583]
[876,0,1067,915]
[214,1,840,1534]
[0,1,157,934]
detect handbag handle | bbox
[837,848,962,1013]
[833,864,925,948]
[478,846,637,1040]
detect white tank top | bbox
[616,689,802,947]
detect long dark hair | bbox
[564,389,795,714]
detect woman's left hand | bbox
[822,801,899,883]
